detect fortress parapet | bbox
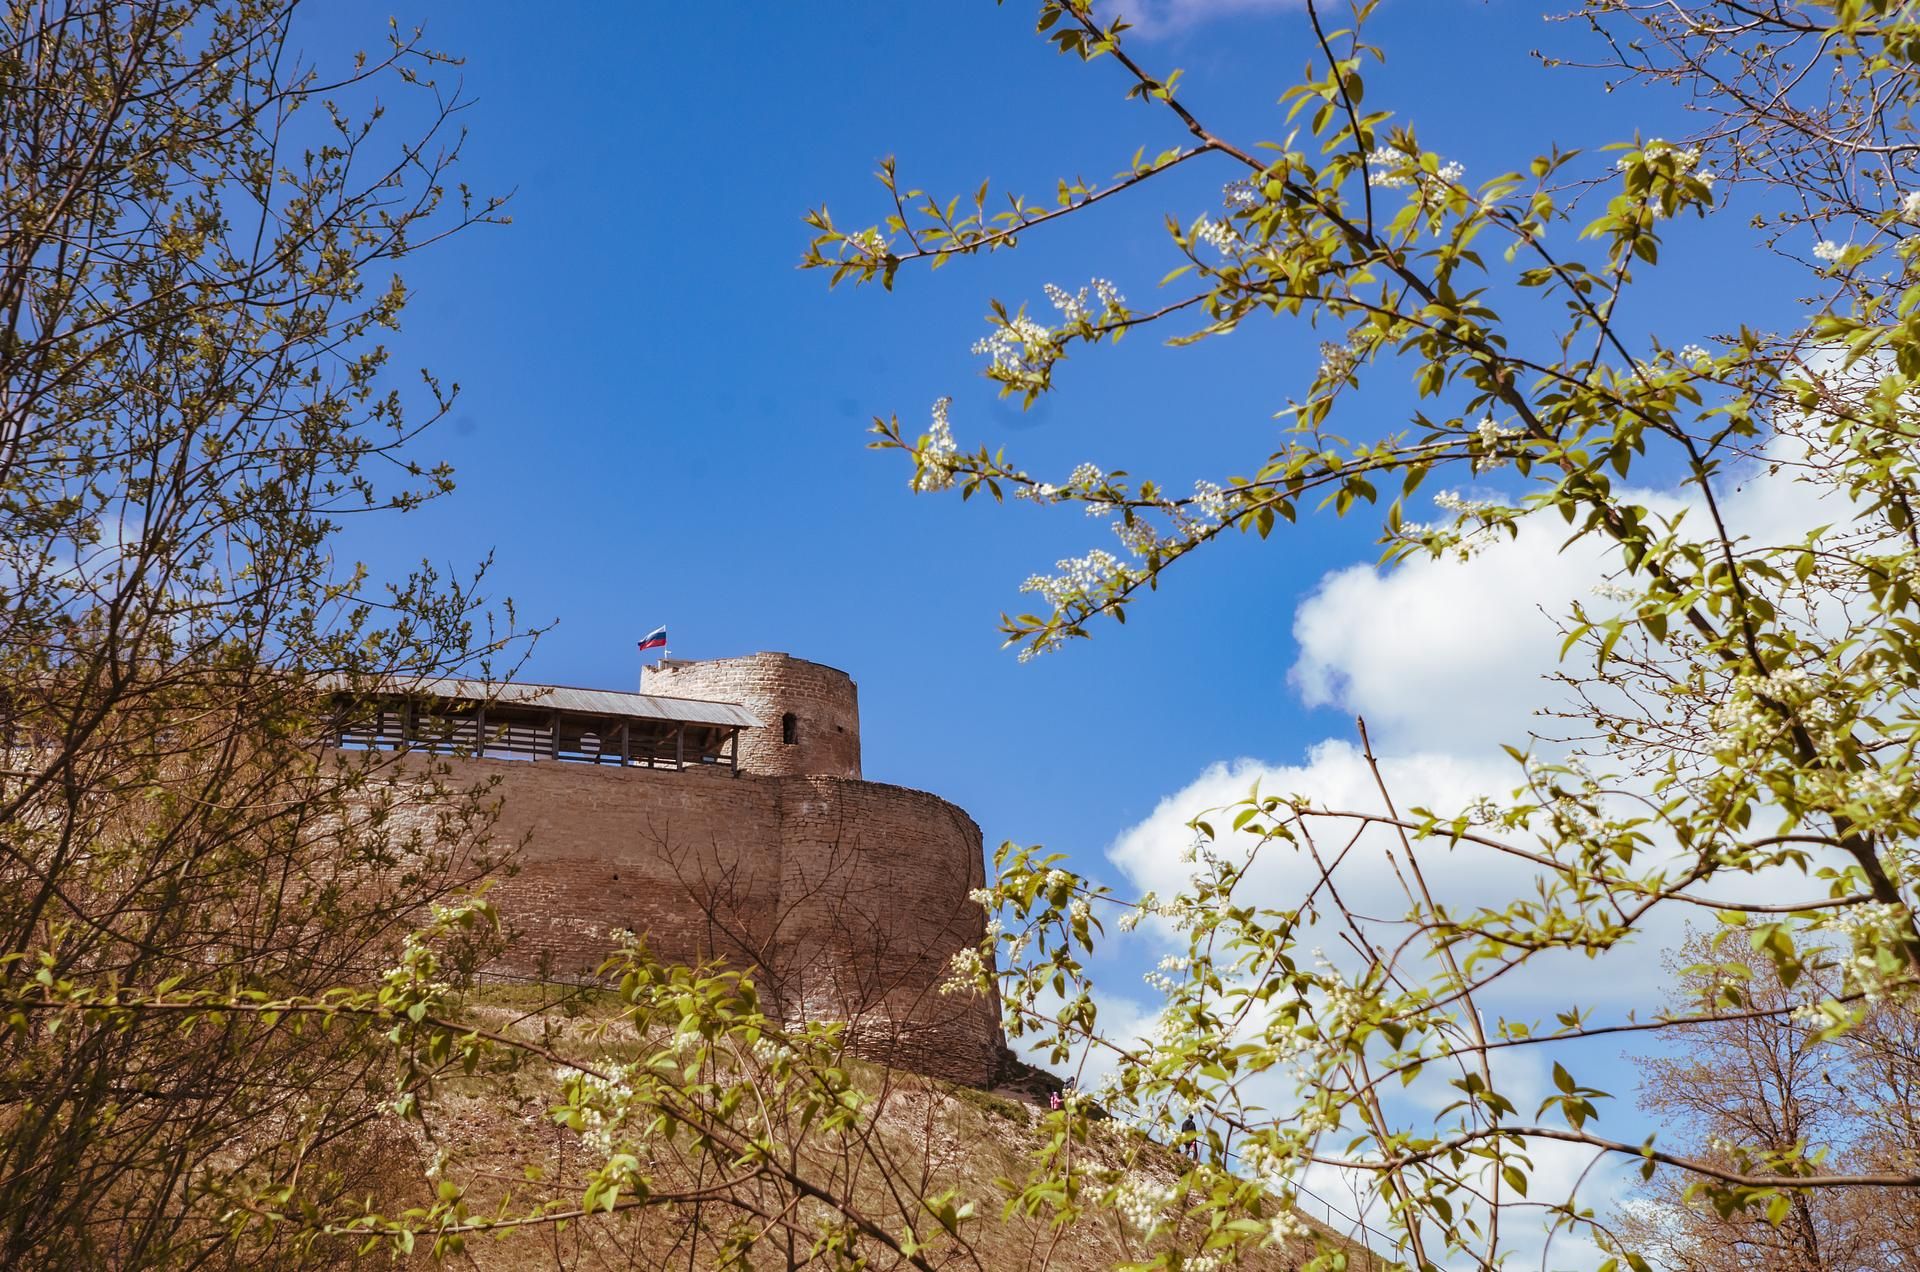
[342,652,1002,1087]
[643,653,860,779]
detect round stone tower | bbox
[643,652,860,779]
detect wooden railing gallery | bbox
[331,695,743,772]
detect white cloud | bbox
[1101,736,1699,1012]
[1296,1129,1628,1272]
[1288,424,1852,756]
[1082,435,1867,1268]
[1288,519,1623,754]
[1098,0,1300,37]
[1103,434,1850,999]
[1109,740,1512,909]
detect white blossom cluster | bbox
[1156,1010,1216,1053]
[552,1061,635,1158]
[1143,953,1191,995]
[1431,489,1499,517]
[972,312,1054,375]
[382,899,482,1006]
[1708,665,1822,753]
[1643,140,1700,166]
[1475,416,1519,445]
[1305,958,1373,1063]
[1298,1102,1341,1135]
[941,945,986,995]
[1222,178,1259,209]
[1365,146,1465,192]
[1365,147,1411,189]
[751,1036,794,1068]
[1020,548,1128,608]
[1850,768,1909,810]
[1524,757,1611,841]
[1394,490,1509,561]
[1070,462,1105,488]
[1017,630,1066,663]
[1590,580,1637,603]
[1044,277,1124,323]
[1903,190,1920,223]
[1813,239,1847,264]
[1819,902,1919,1004]
[977,904,1033,966]
[1192,215,1240,255]
[1190,479,1230,523]
[909,397,959,493]
[1240,1135,1300,1191]
[1625,141,1704,174]
[850,227,890,260]
[1318,340,1358,382]
[1113,516,1160,556]
[1677,343,1711,365]
[1181,823,1232,866]
[1013,480,1061,504]
[1118,890,1157,933]
[670,1027,703,1060]
[1050,477,1237,575]
[1117,889,1213,933]
[1112,1173,1180,1234]
[1473,415,1522,471]
[1621,141,1716,212]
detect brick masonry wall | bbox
[770,775,1001,1086]
[642,653,861,779]
[394,751,1004,1086]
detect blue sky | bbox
[316,0,1779,851]
[310,7,1814,1252]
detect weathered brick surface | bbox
[398,752,1003,1086]
[353,654,1004,1085]
[458,758,785,978]
[768,775,999,1086]
[643,653,861,779]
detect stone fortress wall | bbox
[450,653,1003,1087]
[643,652,862,779]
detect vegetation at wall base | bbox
[804,0,1920,1267]
[7,0,1920,1267]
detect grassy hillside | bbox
[360,986,1389,1271]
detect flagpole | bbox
[637,626,670,692]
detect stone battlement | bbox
[644,652,861,780]
[358,652,1003,1087]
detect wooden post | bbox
[674,723,684,770]
[549,709,561,760]
[619,720,630,767]
[474,702,486,759]
[728,727,739,775]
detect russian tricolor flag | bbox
[637,625,668,652]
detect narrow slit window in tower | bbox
[781,712,797,745]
